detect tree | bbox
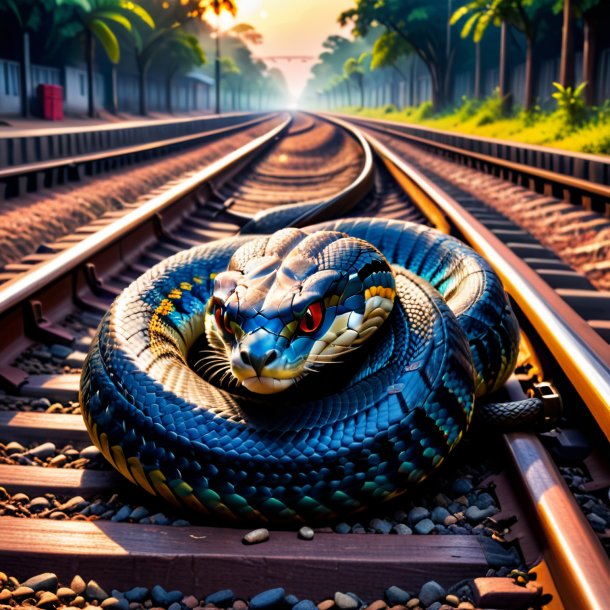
[0,0,60,117]
[219,56,240,109]
[340,0,455,110]
[344,53,368,107]
[195,0,238,114]
[58,0,153,118]
[165,34,206,113]
[451,0,552,111]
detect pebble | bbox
[317,600,334,610]
[369,518,393,534]
[57,588,77,601]
[233,599,249,610]
[334,592,359,609]
[335,522,351,534]
[294,601,317,610]
[168,604,181,610]
[464,506,497,521]
[406,600,420,609]
[171,519,191,527]
[37,591,59,607]
[365,601,387,610]
[111,505,133,522]
[86,580,109,601]
[430,507,450,524]
[27,497,51,513]
[129,506,149,521]
[474,492,495,509]
[0,590,11,603]
[298,526,315,540]
[426,603,442,610]
[124,588,148,603]
[204,589,234,607]
[414,518,436,535]
[451,478,473,494]
[31,398,51,409]
[12,586,35,600]
[384,586,410,605]
[391,524,412,535]
[71,576,86,595]
[5,441,25,455]
[249,587,286,610]
[149,513,172,526]
[151,585,182,605]
[22,573,58,592]
[443,515,457,526]
[286,594,299,606]
[27,442,56,459]
[445,595,459,606]
[243,528,270,544]
[80,445,102,460]
[182,595,199,609]
[418,581,446,607]
[407,506,430,525]
[457,603,475,609]
[51,344,73,358]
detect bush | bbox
[455,96,481,122]
[474,90,506,126]
[382,103,398,114]
[520,103,542,127]
[552,81,587,129]
[413,101,434,120]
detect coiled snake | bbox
[80,218,522,524]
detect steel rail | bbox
[0,115,291,317]
[0,114,275,180]
[365,131,610,439]
[505,432,610,610]
[338,114,610,203]
[364,128,610,610]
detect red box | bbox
[38,84,64,121]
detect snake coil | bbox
[80,218,520,524]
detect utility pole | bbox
[215,22,221,114]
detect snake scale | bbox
[80,217,520,524]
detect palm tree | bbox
[0,0,59,117]
[195,0,238,114]
[344,53,368,108]
[60,0,154,118]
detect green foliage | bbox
[552,81,588,128]
[455,95,481,121]
[413,101,434,121]
[383,103,398,114]
[520,103,542,127]
[473,89,507,125]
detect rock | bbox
[168,604,181,610]
[57,588,77,601]
[455,495,469,507]
[414,519,436,535]
[451,479,473,494]
[249,587,286,610]
[0,591,11,603]
[444,595,459,607]
[433,494,450,508]
[294,601,317,610]
[51,344,73,358]
[5,441,25,455]
[364,601,387,610]
[111,505,132,522]
[129,506,149,521]
[369,518,393,534]
[233,599,249,610]
[12,586,35,600]
[285,595,299,606]
[0,489,8,502]
[80,446,102,460]
[86,580,109,601]
[384,586,410,605]
[334,592,359,609]
[407,506,430,525]
[243,528,270,544]
[335,522,351,534]
[430,507,450,524]
[49,454,68,467]
[37,592,59,607]
[27,442,56,459]
[31,398,51,409]
[172,519,191,527]
[71,576,86,596]
[72,596,86,607]
[317,600,334,610]
[123,588,148,603]
[426,603,442,610]
[474,493,495,510]
[418,582,446,607]
[443,516,457,526]
[405,600,420,609]
[204,589,234,607]
[456,603,475,609]
[28,497,51,512]
[298,526,314,540]
[464,506,497,522]
[151,585,182,605]
[182,595,200,609]
[22,572,58,592]
[60,496,88,512]
[101,598,129,610]
[391,524,412,535]
[149,513,172,526]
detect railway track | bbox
[0,112,608,609]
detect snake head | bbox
[205,229,396,395]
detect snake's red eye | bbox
[214,304,234,335]
[299,302,323,333]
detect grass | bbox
[338,96,610,155]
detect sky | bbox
[211,0,355,102]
